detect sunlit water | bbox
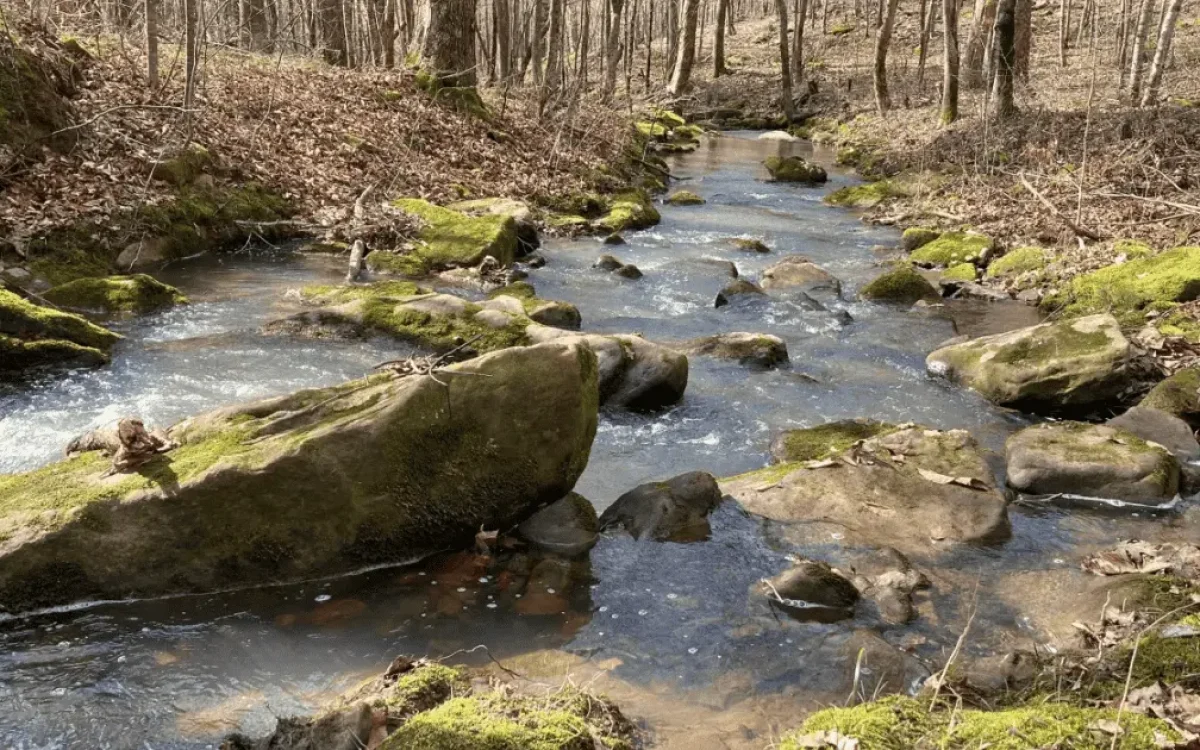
[0,133,1195,749]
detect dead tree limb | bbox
[1018,173,1107,241]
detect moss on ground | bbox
[987,246,1048,278]
[860,265,939,303]
[942,262,978,282]
[1041,247,1200,322]
[300,280,424,303]
[386,198,518,271]
[782,696,1178,750]
[910,231,993,267]
[825,180,901,208]
[1140,366,1200,417]
[42,274,187,315]
[774,420,898,463]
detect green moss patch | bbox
[300,280,424,304]
[942,262,977,282]
[987,246,1048,278]
[594,190,660,234]
[773,420,898,463]
[43,274,187,315]
[825,180,901,208]
[764,156,828,184]
[860,265,939,303]
[910,232,993,268]
[1140,367,1200,417]
[784,696,1178,750]
[0,288,120,352]
[1041,247,1200,322]
[901,227,939,252]
[666,189,705,205]
[386,198,518,271]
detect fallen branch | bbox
[1018,173,1107,241]
[1095,192,1200,216]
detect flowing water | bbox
[0,133,1196,749]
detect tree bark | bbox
[184,0,198,109]
[320,0,348,63]
[545,0,564,91]
[714,0,729,75]
[774,0,795,119]
[145,0,159,89]
[940,0,960,125]
[1125,0,1156,101]
[425,0,478,86]
[1058,0,1069,65]
[667,0,700,94]
[792,0,807,82]
[872,0,900,113]
[1013,0,1031,78]
[1140,0,1183,105]
[991,0,1017,117]
[963,0,996,88]
[917,0,938,84]
[603,0,625,96]
[530,0,548,83]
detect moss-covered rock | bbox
[763,155,828,184]
[987,246,1048,279]
[733,238,771,253]
[682,332,789,369]
[149,143,215,186]
[910,231,993,268]
[0,341,600,612]
[769,419,898,463]
[0,34,77,161]
[665,189,705,206]
[42,274,187,315]
[490,284,582,330]
[370,198,519,275]
[446,197,539,255]
[594,190,661,234]
[941,262,978,283]
[1140,367,1200,420]
[860,266,939,303]
[825,180,900,208]
[1006,422,1180,503]
[1041,247,1200,323]
[723,426,1009,554]
[782,696,1178,750]
[901,227,939,252]
[926,314,1132,412]
[0,288,120,378]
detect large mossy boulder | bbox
[1005,422,1180,503]
[527,324,688,410]
[446,197,539,255]
[986,246,1049,279]
[1041,247,1200,322]
[769,419,898,464]
[1140,367,1200,422]
[763,155,828,184]
[909,231,993,268]
[367,199,518,275]
[722,425,1010,554]
[0,288,121,376]
[761,255,842,295]
[0,342,600,612]
[594,190,661,234]
[860,265,939,304]
[42,274,186,315]
[926,314,1133,411]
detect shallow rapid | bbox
[0,133,1195,749]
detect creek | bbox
[0,133,1195,749]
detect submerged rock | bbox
[859,265,939,304]
[366,199,518,275]
[1006,422,1180,504]
[723,425,1010,554]
[527,323,689,410]
[926,314,1134,412]
[42,274,187,315]
[516,493,598,558]
[226,660,636,750]
[682,332,789,368]
[0,288,121,377]
[757,558,859,621]
[594,254,642,279]
[0,342,600,612]
[761,255,842,296]
[598,471,723,542]
[763,155,828,184]
[715,278,766,307]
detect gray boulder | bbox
[715,278,766,307]
[681,332,789,368]
[761,255,842,296]
[1108,406,1200,463]
[517,493,599,558]
[598,471,722,542]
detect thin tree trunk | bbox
[991,0,1017,117]
[425,0,478,86]
[320,0,348,63]
[667,0,699,94]
[963,0,995,87]
[872,0,900,113]
[1014,0,1031,78]
[146,0,159,89]
[774,0,794,119]
[1126,0,1155,100]
[714,0,729,74]
[1140,0,1183,105]
[940,0,959,124]
[917,0,937,84]
[792,0,807,82]
[184,0,198,109]
[494,0,509,78]
[603,0,625,96]
[531,0,547,83]
[1059,0,1069,65]
[667,0,679,79]
[545,0,563,91]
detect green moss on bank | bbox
[825,180,900,208]
[594,190,660,233]
[1140,366,1200,417]
[860,265,939,303]
[782,696,1178,750]
[987,246,1048,278]
[942,262,978,282]
[1041,247,1200,322]
[0,288,120,351]
[385,198,518,271]
[910,232,993,267]
[0,333,108,373]
[42,274,187,315]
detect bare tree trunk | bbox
[667,0,699,94]
[1014,0,1031,79]
[991,0,1017,117]
[531,0,547,83]
[146,0,159,89]
[917,0,938,84]
[545,0,563,91]
[603,0,625,96]
[425,0,478,86]
[1058,0,1070,65]
[320,0,348,63]
[940,0,960,124]
[963,0,996,87]
[873,0,900,113]
[714,0,729,74]
[667,0,680,79]
[246,0,269,48]
[184,0,198,109]
[1140,0,1183,105]
[774,0,795,118]
[1125,0,1156,101]
[792,0,807,82]
[494,0,509,78]
[383,0,396,65]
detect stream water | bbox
[1,133,1197,749]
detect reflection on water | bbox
[0,133,1195,749]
